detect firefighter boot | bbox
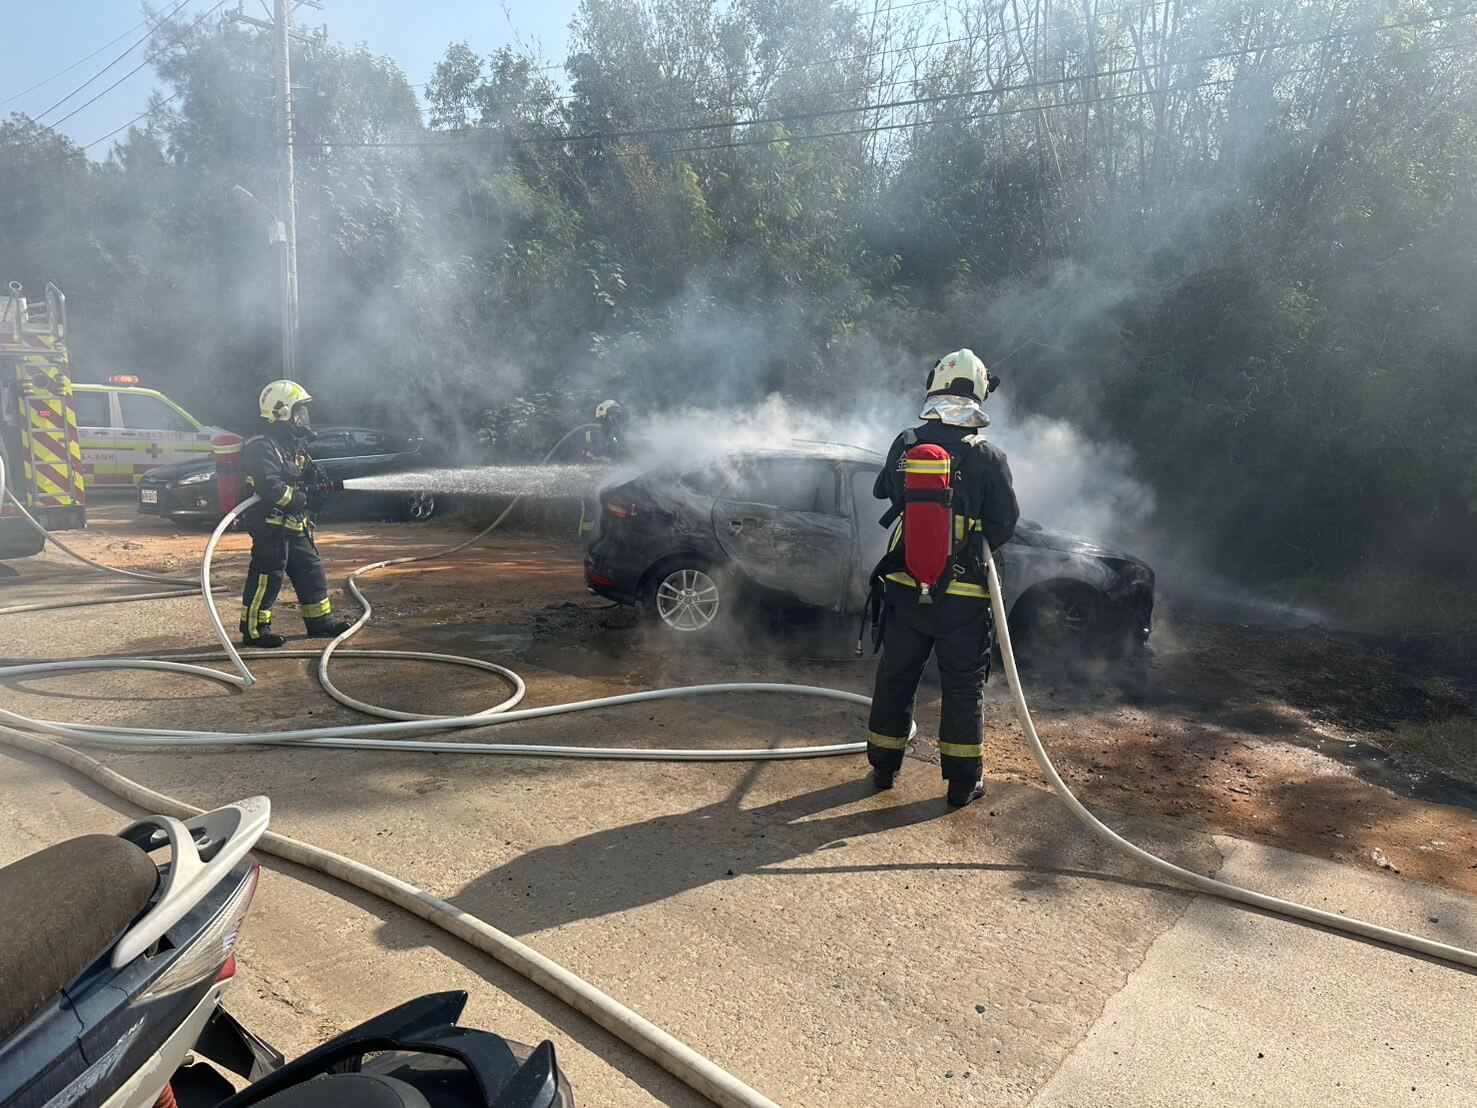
[304,614,353,638]
[872,765,898,790]
[946,775,986,808]
[238,619,287,649]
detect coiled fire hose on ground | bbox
[1,440,1474,1108]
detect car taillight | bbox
[605,496,638,520]
[139,861,259,1000]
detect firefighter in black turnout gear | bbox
[864,349,1019,807]
[578,399,630,539]
[238,380,352,648]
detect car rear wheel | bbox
[402,491,437,522]
[1009,582,1104,658]
[646,563,723,634]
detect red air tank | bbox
[213,433,245,514]
[901,443,954,603]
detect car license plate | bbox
[140,488,158,504]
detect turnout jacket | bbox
[242,430,313,532]
[873,421,1020,600]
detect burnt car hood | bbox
[139,457,212,482]
[1026,521,1139,560]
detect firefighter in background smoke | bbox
[238,380,352,647]
[863,350,1019,807]
[578,399,630,539]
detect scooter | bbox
[0,798,574,1108]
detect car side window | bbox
[679,466,730,498]
[308,432,353,459]
[72,391,109,428]
[119,394,193,432]
[353,430,388,453]
[727,460,838,514]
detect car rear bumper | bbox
[584,541,640,605]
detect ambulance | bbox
[0,282,87,559]
[72,378,228,490]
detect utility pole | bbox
[274,0,300,383]
[231,1,319,383]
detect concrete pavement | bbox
[1027,835,1477,1108]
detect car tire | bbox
[402,491,438,522]
[643,559,725,635]
[0,528,45,560]
[1008,582,1104,660]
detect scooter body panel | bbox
[0,861,252,1108]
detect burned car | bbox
[583,443,1154,652]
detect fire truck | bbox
[0,281,87,559]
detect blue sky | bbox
[1,0,577,155]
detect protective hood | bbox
[919,393,990,428]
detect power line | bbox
[83,92,185,151]
[667,34,1477,156]
[463,0,1169,106]
[519,0,1351,106]
[33,0,197,121]
[0,16,162,109]
[312,32,1477,167]
[300,6,1477,151]
[46,1,231,132]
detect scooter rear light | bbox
[139,861,259,1000]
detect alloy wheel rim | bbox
[655,569,721,631]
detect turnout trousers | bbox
[866,597,994,782]
[239,523,331,639]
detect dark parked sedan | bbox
[584,442,1154,652]
[136,425,441,524]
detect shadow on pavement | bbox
[388,775,945,941]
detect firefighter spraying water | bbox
[237,380,352,647]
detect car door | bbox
[848,464,891,609]
[304,430,356,478]
[344,429,415,478]
[71,388,123,489]
[712,457,853,608]
[117,392,210,483]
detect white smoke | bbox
[626,392,1155,545]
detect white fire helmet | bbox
[259,379,312,423]
[925,349,991,403]
[595,399,621,420]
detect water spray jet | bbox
[343,464,606,499]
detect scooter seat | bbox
[0,834,158,1038]
[256,1074,431,1107]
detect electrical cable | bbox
[45,1,231,133]
[321,33,1476,167]
[298,5,1477,150]
[1,16,166,109]
[31,0,197,122]
[84,91,184,152]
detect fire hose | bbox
[1,437,1475,1108]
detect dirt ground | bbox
[31,496,1477,897]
